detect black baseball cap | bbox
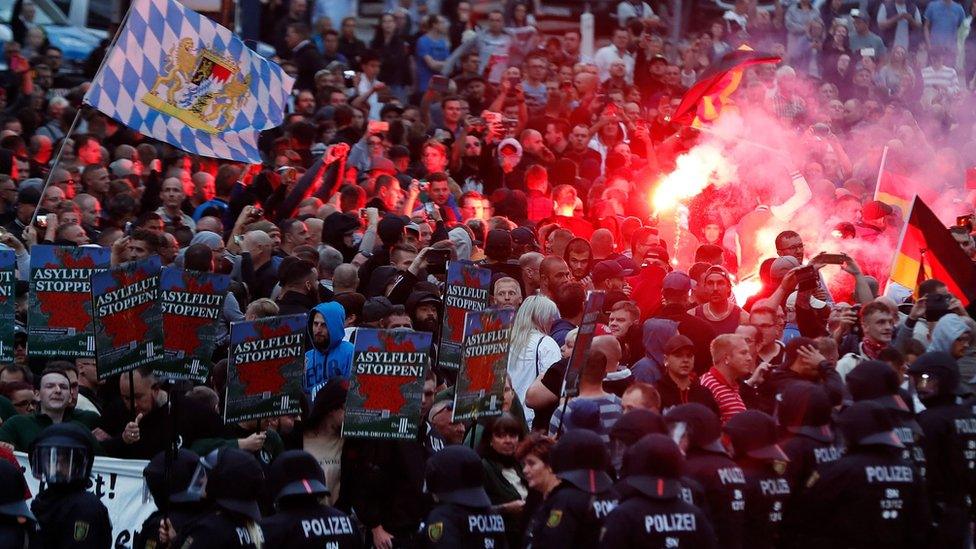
[270,450,330,501]
[621,434,684,499]
[723,410,789,462]
[425,446,491,508]
[663,334,694,355]
[551,429,612,494]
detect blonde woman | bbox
[507,295,561,427]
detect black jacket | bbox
[682,448,746,549]
[653,303,716,375]
[32,484,112,549]
[655,373,720,416]
[291,42,326,94]
[738,459,792,549]
[275,290,319,317]
[260,499,361,548]
[420,502,507,548]
[526,482,618,549]
[600,478,717,548]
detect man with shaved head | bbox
[547,334,625,442]
[156,177,195,230]
[519,252,543,295]
[590,228,618,261]
[49,167,76,199]
[242,230,278,299]
[539,256,571,300]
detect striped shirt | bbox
[699,367,746,424]
[548,394,623,444]
[921,65,960,96]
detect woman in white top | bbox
[507,295,561,427]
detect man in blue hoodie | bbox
[305,301,354,400]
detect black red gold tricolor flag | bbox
[671,46,781,127]
[889,196,975,306]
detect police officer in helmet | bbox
[528,429,618,548]
[600,434,717,548]
[664,403,745,549]
[0,459,37,547]
[134,448,205,549]
[421,445,508,548]
[800,401,930,548]
[908,351,976,549]
[260,450,361,548]
[723,410,792,549]
[172,447,266,548]
[28,422,111,548]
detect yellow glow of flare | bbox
[732,279,763,307]
[651,146,724,214]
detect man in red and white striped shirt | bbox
[700,334,753,424]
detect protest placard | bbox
[439,260,491,371]
[159,267,230,382]
[562,291,606,397]
[91,256,164,379]
[225,314,307,423]
[453,307,514,422]
[0,249,14,363]
[343,328,432,440]
[28,245,111,359]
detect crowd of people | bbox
[2,0,976,545]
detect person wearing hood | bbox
[723,410,792,549]
[527,429,618,548]
[908,351,976,548]
[274,257,321,316]
[421,445,507,548]
[305,301,355,400]
[800,401,930,548]
[28,423,111,549]
[406,289,442,334]
[927,312,972,359]
[664,403,746,549]
[632,318,678,384]
[171,448,267,548]
[448,226,472,261]
[322,211,362,263]
[600,433,717,548]
[846,360,926,476]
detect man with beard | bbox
[304,302,354,400]
[693,266,748,335]
[274,257,320,316]
[407,289,441,333]
[539,256,571,301]
[564,238,593,287]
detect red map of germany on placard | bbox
[357,335,419,411]
[464,314,506,393]
[163,277,218,355]
[236,323,297,395]
[38,254,97,332]
[99,270,154,347]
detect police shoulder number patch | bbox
[73,520,90,541]
[546,509,563,528]
[428,522,444,542]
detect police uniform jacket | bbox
[31,485,111,549]
[421,502,507,549]
[916,395,976,508]
[799,445,930,548]
[173,509,265,548]
[682,448,746,549]
[526,481,618,549]
[738,459,791,549]
[600,476,717,549]
[260,500,361,548]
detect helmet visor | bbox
[30,446,89,485]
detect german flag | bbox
[671,45,780,127]
[889,196,976,306]
[874,146,914,216]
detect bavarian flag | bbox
[889,196,975,306]
[84,0,294,163]
[671,45,780,127]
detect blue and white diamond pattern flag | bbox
[84,0,294,162]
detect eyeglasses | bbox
[777,243,804,252]
[55,179,75,187]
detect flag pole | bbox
[873,145,889,203]
[30,3,136,227]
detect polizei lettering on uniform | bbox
[865,465,913,483]
[301,516,355,538]
[95,278,158,316]
[32,268,100,292]
[759,478,791,496]
[445,285,487,310]
[160,290,223,318]
[717,467,746,484]
[955,418,976,434]
[234,334,304,363]
[644,513,697,532]
[467,514,505,533]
